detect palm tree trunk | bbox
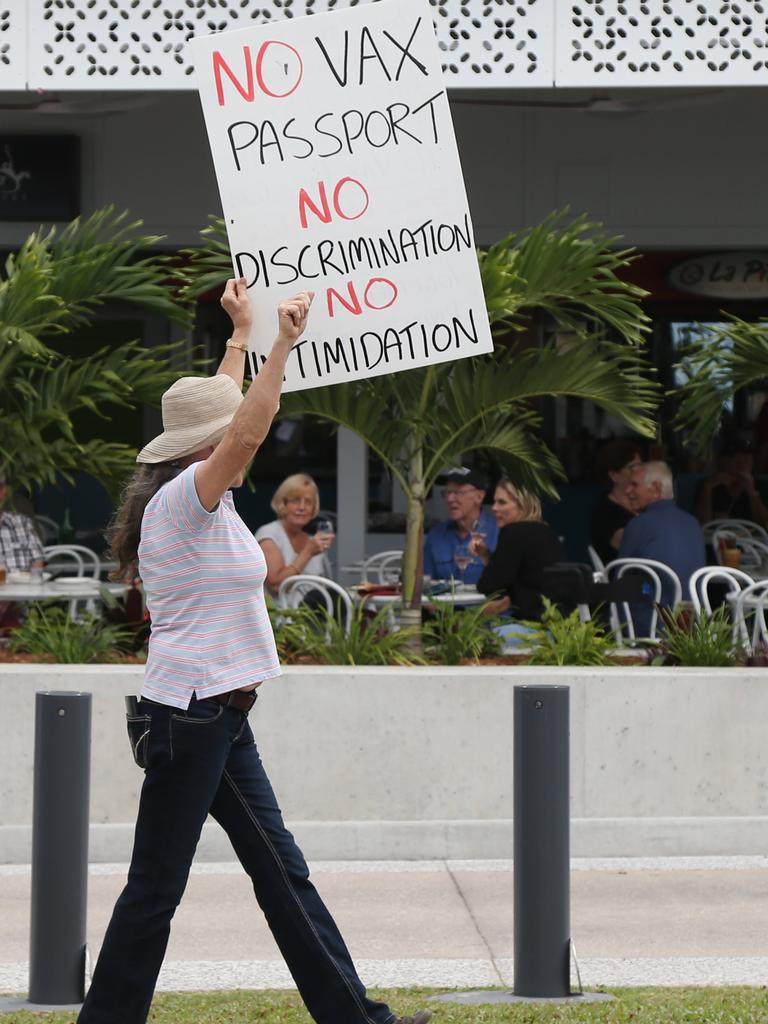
[397,446,425,640]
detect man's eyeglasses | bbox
[442,486,479,499]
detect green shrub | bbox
[269,602,424,666]
[523,598,614,666]
[653,606,741,667]
[10,605,133,664]
[423,601,504,665]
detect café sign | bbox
[668,252,768,300]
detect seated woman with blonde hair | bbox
[255,473,333,596]
[470,479,564,622]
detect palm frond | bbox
[674,316,768,451]
[480,210,650,345]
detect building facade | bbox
[2,1,768,562]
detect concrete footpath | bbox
[2,856,768,993]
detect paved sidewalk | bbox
[2,857,768,993]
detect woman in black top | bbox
[471,479,564,620]
[590,439,642,566]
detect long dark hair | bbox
[106,464,178,581]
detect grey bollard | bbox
[28,691,91,1006]
[513,685,570,998]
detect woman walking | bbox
[78,280,430,1024]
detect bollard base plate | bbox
[430,990,615,1006]
[0,996,83,1014]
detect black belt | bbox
[210,689,258,713]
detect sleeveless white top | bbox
[254,520,330,590]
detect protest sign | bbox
[189,0,493,392]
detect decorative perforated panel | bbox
[0,1,27,89]
[24,0,552,89]
[557,0,768,86]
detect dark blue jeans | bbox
[78,696,394,1024]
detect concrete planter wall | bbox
[1,664,766,862]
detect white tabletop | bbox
[351,588,487,609]
[0,580,129,601]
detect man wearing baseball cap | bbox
[423,466,498,585]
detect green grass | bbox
[4,987,768,1023]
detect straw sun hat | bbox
[136,375,244,465]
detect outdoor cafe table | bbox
[0,579,129,619]
[349,587,487,611]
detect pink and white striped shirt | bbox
[138,464,281,709]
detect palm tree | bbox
[0,208,188,499]
[674,316,768,451]
[184,212,657,629]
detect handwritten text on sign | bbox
[189,0,493,391]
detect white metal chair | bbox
[712,530,768,572]
[604,558,683,643]
[704,518,768,544]
[733,580,768,653]
[277,574,354,637]
[689,566,753,618]
[43,544,101,618]
[587,545,606,578]
[34,515,60,544]
[43,544,100,579]
[361,550,403,585]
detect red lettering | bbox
[327,282,363,318]
[213,47,255,107]
[255,40,304,99]
[364,277,399,310]
[299,182,332,230]
[333,177,370,222]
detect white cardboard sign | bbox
[189,0,493,392]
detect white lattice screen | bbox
[0,1,27,89]
[6,1,768,90]
[24,0,552,90]
[557,0,768,86]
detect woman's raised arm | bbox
[195,289,314,512]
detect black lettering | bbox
[297,245,320,280]
[315,112,344,158]
[378,230,401,267]
[399,227,420,261]
[453,308,479,347]
[400,321,419,360]
[341,109,365,154]
[282,118,314,159]
[323,337,352,375]
[384,18,429,80]
[293,339,310,378]
[382,327,404,363]
[227,120,259,173]
[315,32,350,87]
[360,331,384,369]
[710,260,735,283]
[437,224,457,252]
[259,120,284,165]
[348,237,372,271]
[235,251,261,288]
[365,109,393,148]
[359,26,392,84]
[743,259,766,282]
[432,323,453,353]
[412,90,443,144]
[387,102,421,145]
[270,246,299,286]
[318,239,345,276]
[454,213,472,250]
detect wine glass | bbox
[454,549,472,583]
[315,518,335,541]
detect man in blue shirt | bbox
[619,461,706,633]
[423,468,498,585]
